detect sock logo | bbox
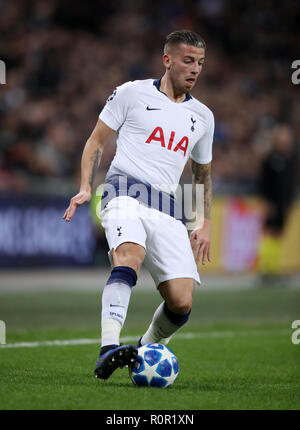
[117,226,122,236]
[110,291,125,308]
[109,311,123,320]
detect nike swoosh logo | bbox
[146,106,161,111]
[110,304,125,308]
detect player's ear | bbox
[163,53,171,70]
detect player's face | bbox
[164,43,205,93]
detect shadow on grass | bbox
[98,378,224,392]
[1,366,229,393]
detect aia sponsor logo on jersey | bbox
[145,127,189,156]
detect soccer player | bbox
[63,30,214,379]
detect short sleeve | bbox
[99,81,133,131]
[190,110,214,164]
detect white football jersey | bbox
[99,79,214,216]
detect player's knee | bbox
[114,243,145,274]
[116,255,143,274]
[167,296,192,315]
[163,301,191,328]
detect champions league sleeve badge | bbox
[107,87,117,102]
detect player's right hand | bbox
[62,191,92,222]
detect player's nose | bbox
[190,63,200,75]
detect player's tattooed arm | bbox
[63,119,114,222]
[79,139,103,194]
[88,147,102,189]
[191,160,212,220]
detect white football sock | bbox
[101,318,122,347]
[101,281,132,347]
[141,302,182,345]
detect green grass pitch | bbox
[0,286,299,410]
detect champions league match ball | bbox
[129,343,179,388]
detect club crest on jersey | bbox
[145,127,189,156]
[191,116,196,132]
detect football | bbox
[129,343,179,388]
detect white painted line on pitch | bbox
[0,329,289,349]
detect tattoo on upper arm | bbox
[89,148,102,188]
[191,160,212,220]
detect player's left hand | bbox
[62,190,92,222]
[190,219,211,265]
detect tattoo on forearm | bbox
[89,148,102,188]
[191,160,212,220]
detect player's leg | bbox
[101,242,145,349]
[95,242,145,379]
[139,278,194,346]
[95,197,146,379]
[138,205,199,347]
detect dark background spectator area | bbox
[0,0,299,197]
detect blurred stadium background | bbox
[0,0,299,282]
[0,0,300,410]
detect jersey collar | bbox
[153,78,192,102]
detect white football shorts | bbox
[100,196,201,288]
